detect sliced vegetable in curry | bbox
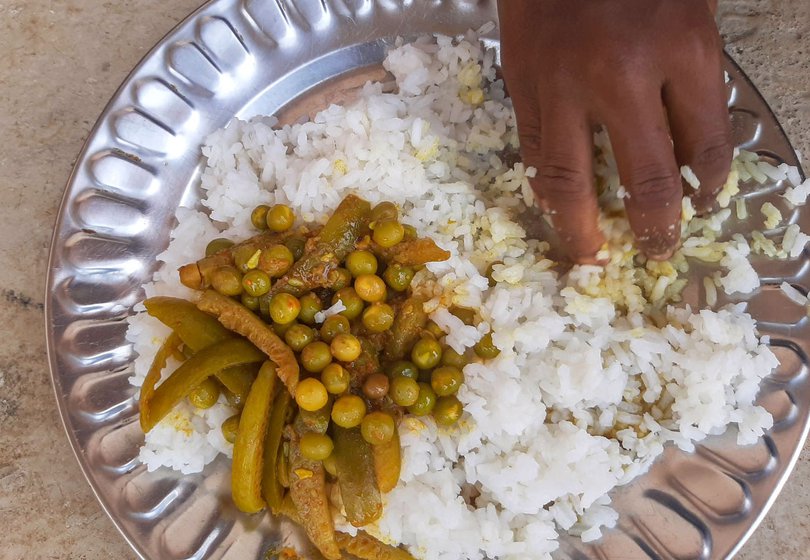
[135,195,500,559]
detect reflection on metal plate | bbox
[46,1,809,559]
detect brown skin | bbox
[498,0,731,262]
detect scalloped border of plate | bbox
[46,1,809,559]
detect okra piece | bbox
[232,362,277,513]
[277,497,413,560]
[262,388,291,513]
[270,195,371,297]
[141,338,265,432]
[288,426,341,560]
[144,296,254,399]
[138,331,182,432]
[178,230,296,290]
[372,237,450,266]
[373,426,401,494]
[335,531,416,560]
[197,289,299,395]
[144,296,233,348]
[383,296,428,361]
[332,426,382,527]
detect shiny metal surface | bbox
[45,1,808,559]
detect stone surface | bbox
[0,1,806,559]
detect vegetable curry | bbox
[137,194,494,559]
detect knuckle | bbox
[537,162,590,198]
[691,136,732,167]
[627,165,681,207]
[690,138,733,188]
[518,131,540,156]
[684,134,733,192]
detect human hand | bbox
[498,0,731,262]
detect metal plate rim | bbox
[44,1,810,559]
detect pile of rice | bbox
[127,29,809,560]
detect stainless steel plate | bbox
[46,1,809,559]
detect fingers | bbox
[536,106,604,262]
[511,89,548,211]
[664,28,732,213]
[604,89,682,260]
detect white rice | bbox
[735,197,748,220]
[761,201,783,230]
[703,276,718,307]
[680,165,701,189]
[126,33,807,560]
[783,177,810,206]
[780,282,808,306]
[313,300,347,324]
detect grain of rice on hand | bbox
[126,31,807,560]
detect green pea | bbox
[474,333,500,359]
[284,324,315,352]
[299,433,334,461]
[331,395,367,428]
[266,204,295,232]
[361,373,389,400]
[320,315,350,343]
[295,378,329,412]
[361,303,395,333]
[251,205,270,230]
[430,366,463,397]
[211,266,243,296]
[258,244,294,278]
[188,378,220,409]
[300,341,332,373]
[240,293,260,311]
[221,414,240,444]
[332,287,364,320]
[345,250,378,277]
[450,306,476,326]
[390,375,420,407]
[411,337,442,369]
[242,269,271,297]
[298,293,324,325]
[258,292,273,319]
[320,363,350,395]
[269,293,301,324]
[370,201,399,224]
[360,411,395,445]
[441,346,467,369]
[485,261,502,288]
[205,237,234,257]
[327,267,352,291]
[330,333,362,362]
[433,395,463,426]
[354,274,387,303]
[424,320,445,340]
[382,264,415,292]
[388,360,419,380]
[407,382,437,416]
[372,220,405,248]
[233,244,261,273]
[402,224,418,241]
[284,236,307,261]
[273,320,296,337]
[323,453,338,477]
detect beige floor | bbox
[1,1,807,558]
